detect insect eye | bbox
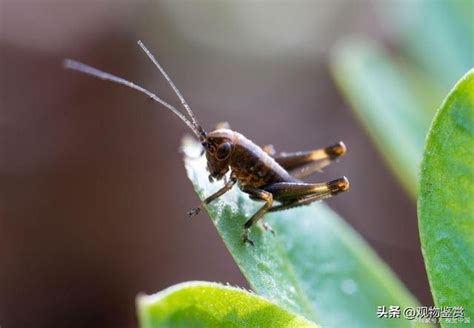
[216,142,232,160]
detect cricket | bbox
[64,40,350,246]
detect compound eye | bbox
[216,142,232,161]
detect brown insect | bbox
[64,41,349,245]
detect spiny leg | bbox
[187,178,236,216]
[247,190,274,233]
[274,142,346,179]
[240,186,273,246]
[265,177,349,212]
[275,142,346,170]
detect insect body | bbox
[65,41,349,245]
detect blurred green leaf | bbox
[379,0,474,92]
[418,69,474,325]
[330,0,473,200]
[330,39,433,198]
[182,139,420,327]
[137,281,316,328]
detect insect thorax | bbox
[230,133,294,188]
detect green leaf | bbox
[183,139,420,327]
[137,281,316,328]
[330,39,434,198]
[379,0,474,92]
[418,69,474,325]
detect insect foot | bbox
[260,221,275,235]
[187,207,201,217]
[241,229,254,246]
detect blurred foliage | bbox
[178,139,420,328]
[331,0,473,198]
[137,281,317,328]
[331,40,430,198]
[418,70,474,326]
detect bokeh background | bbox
[1,1,472,327]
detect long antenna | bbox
[63,59,203,139]
[137,40,205,136]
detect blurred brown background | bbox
[1,1,431,327]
